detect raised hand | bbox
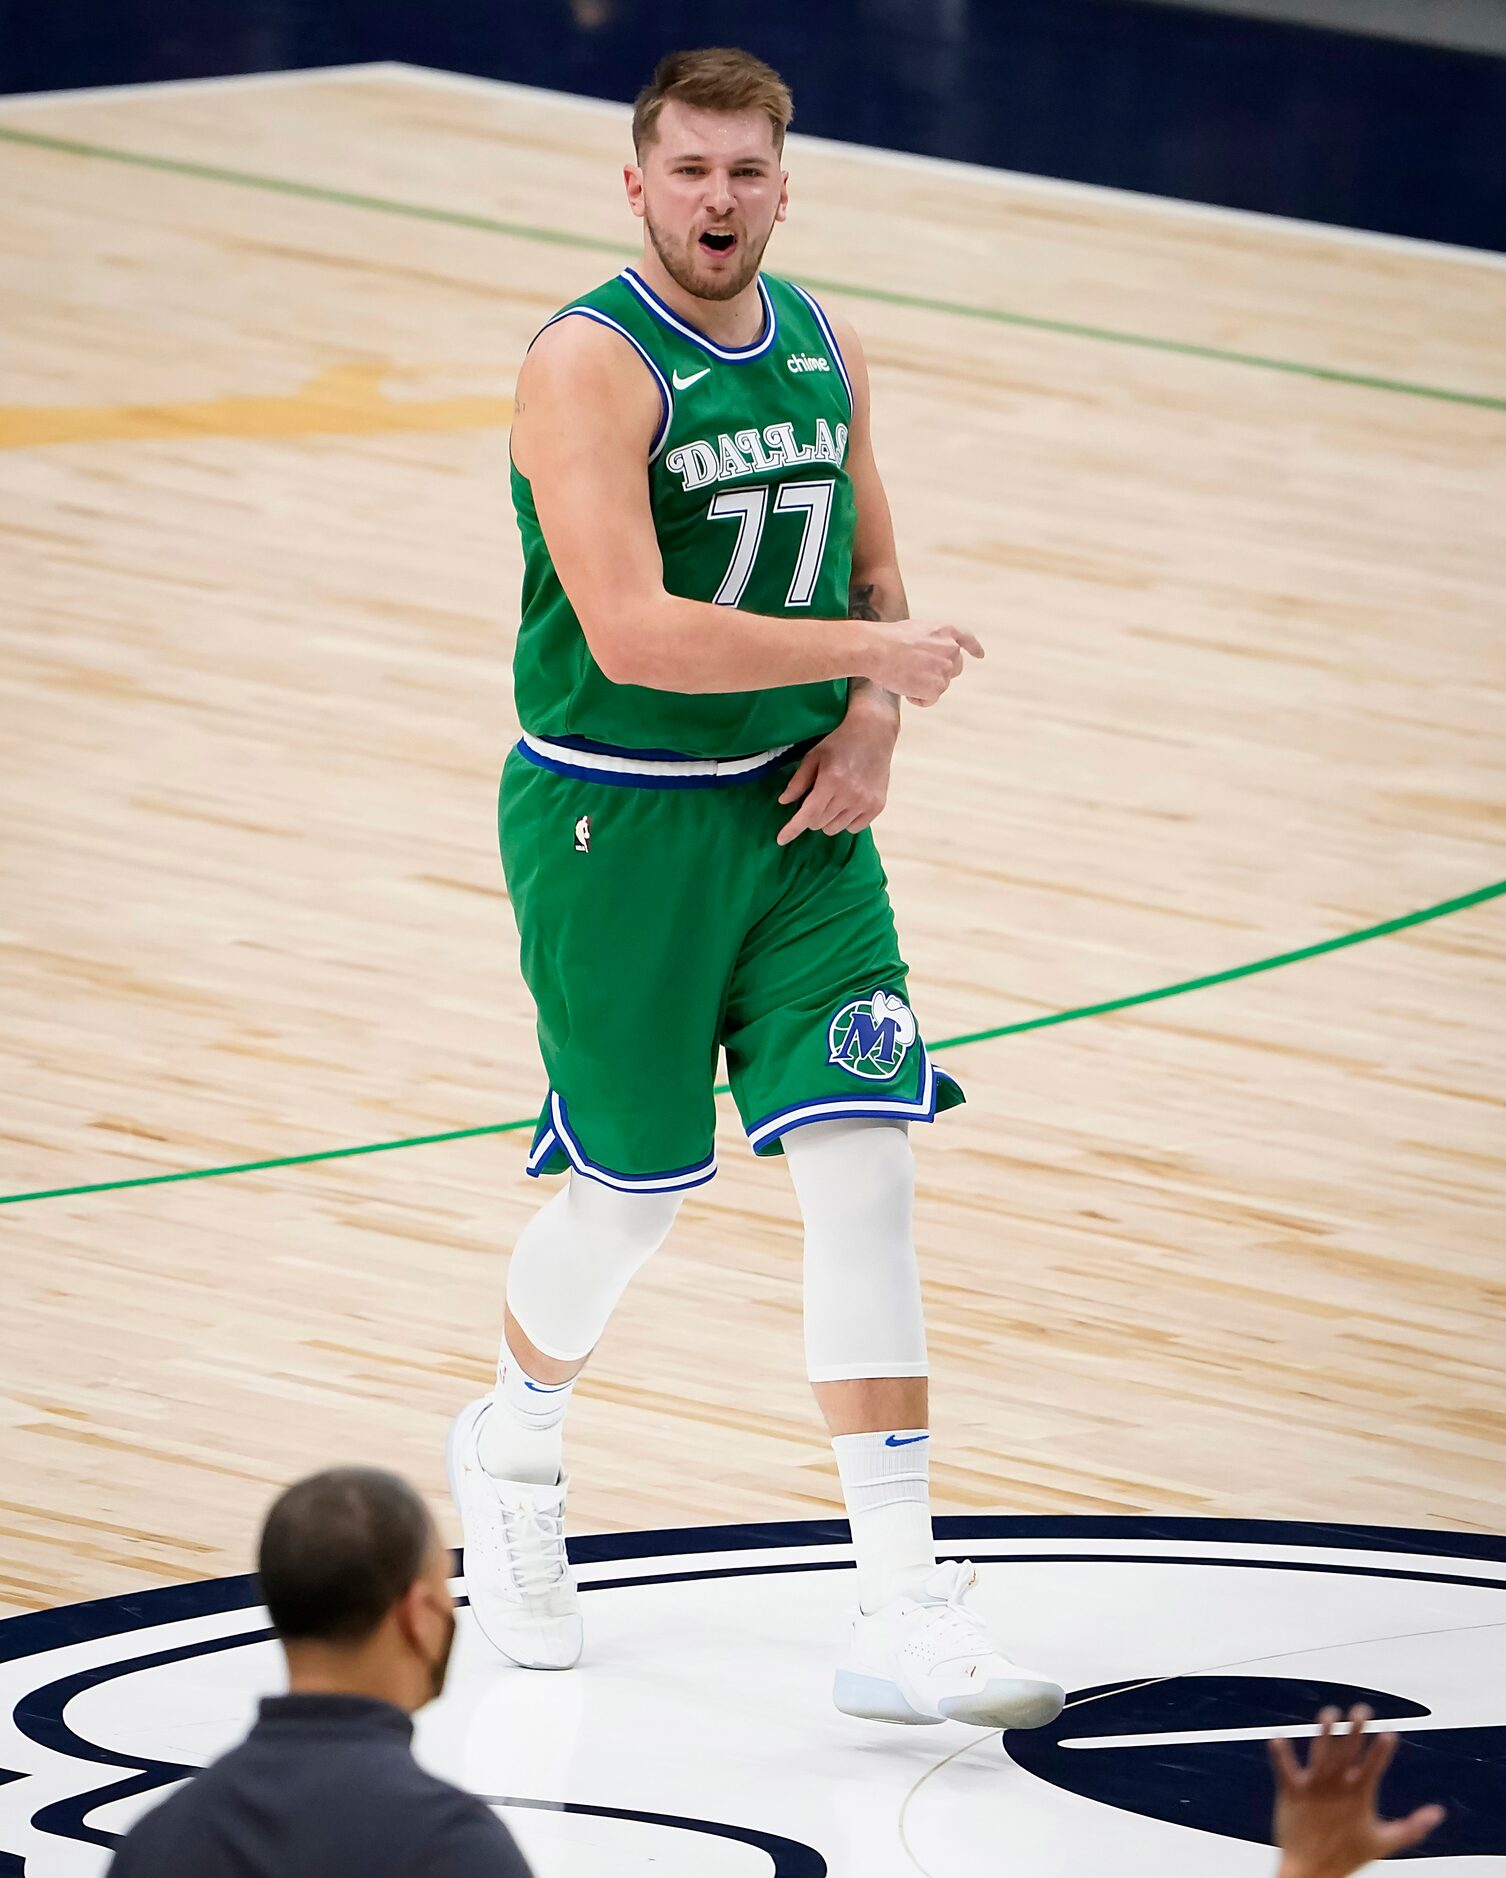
[1271,1706,1444,1878]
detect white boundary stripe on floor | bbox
[375,60,1506,275]
[0,60,397,112]
[566,1532,1506,1588]
[1,56,1500,275]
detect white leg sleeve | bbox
[504,1173,682,1363]
[783,1117,929,1383]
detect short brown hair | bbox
[632,48,793,159]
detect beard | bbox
[428,1608,456,1700]
[644,206,772,303]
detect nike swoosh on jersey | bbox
[671,367,711,390]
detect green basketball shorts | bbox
[499,733,965,1192]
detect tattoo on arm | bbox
[848,575,909,625]
[848,582,882,623]
[849,581,902,713]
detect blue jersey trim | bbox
[745,1048,956,1151]
[536,1090,718,1192]
[544,734,717,762]
[534,306,674,461]
[786,282,854,418]
[620,269,778,363]
[513,736,814,790]
[525,1120,560,1172]
[749,1042,933,1130]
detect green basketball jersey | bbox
[511,268,856,758]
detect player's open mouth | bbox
[699,231,737,256]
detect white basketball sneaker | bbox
[446,1395,582,1670]
[833,1559,1064,1729]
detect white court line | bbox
[377,60,1506,274]
[0,60,402,112]
[896,1609,1506,1877]
[572,1539,1506,1590]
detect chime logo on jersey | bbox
[664,418,848,493]
[1,1518,1501,1874]
[828,989,916,1080]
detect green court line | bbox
[2,123,1500,1208]
[4,877,1501,1209]
[3,123,1504,413]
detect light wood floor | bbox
[2,65,1503,1622]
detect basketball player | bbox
[449,47,1064,1732]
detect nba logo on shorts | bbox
[828,990,916,1080]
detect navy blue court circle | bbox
[3,1515,1503,1874]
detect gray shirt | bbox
[105,1692,531,1878]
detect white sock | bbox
[832,1429,935,1613]
[477,1347,577,1486]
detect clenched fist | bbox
[860,619,984,706]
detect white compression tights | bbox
[504,1175,682,1364]
[504,1117,927,1381]
[783,1117,928,1383]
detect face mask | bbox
[428,1602,457,1701]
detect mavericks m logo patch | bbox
[828,990,916,1081]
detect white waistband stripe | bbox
[519,733,794,778]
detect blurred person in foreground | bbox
[1272,1704,1444,1878]
[106,1467,531,1878]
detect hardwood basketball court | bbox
[2,64,1503,1627]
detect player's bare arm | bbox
[777,312,916,843]
[512,317,980,705]
[840,307,912,718]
